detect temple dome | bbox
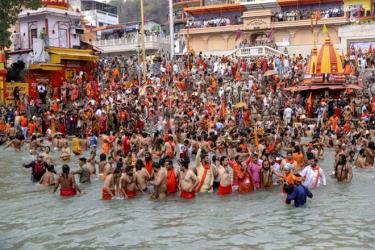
[42,0,69,10]
[316,37,344,74]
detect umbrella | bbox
[234,102,246,109]
[264,70,278,77]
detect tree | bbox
[0,0,42,49]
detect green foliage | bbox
[0,0,42,48]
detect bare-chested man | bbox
[29,135,43,156]
[134,159,150,193]
[217,156,232,195]
[102,165,122,200]
[150,162,167,200]
[40,165,57,187]
[52,165,82,197]
[163,135,175,159]
[179,158,199,199]
[120,166,137,198]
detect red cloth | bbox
[145,160,153,176]
[102,188,115,200]
[124,190,136,198]
[217,185,232,196]
[180,191,195,199]
[167,169,178,194]
[60,187,76,197]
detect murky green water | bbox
[0,143,375,250]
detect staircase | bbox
[231,46,287,58]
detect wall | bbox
[339,23,375,52]
[344,0,372,11]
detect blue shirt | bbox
[286,184,313,207]
[89,135,97,148]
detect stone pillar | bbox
[0,50,7,104]
[288,30,297,45]
[222,34,230,49]
[202,35,209,51]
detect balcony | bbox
[180,15,348,35]
[173,0,201,6]
[271,16,348,29]
[92,35,170,54]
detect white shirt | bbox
[284,107,293,118]
[300,165,326,189]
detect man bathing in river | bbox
[179,157,199,199]
[52,165,82,197]
[150,162,167,200]
[134,159,151,193]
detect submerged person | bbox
[73,157,91,184]
[52,165,82,197]
[196,148,214,193]
[150,162,167,200]
[166,159,179,195]
[120,165,137,198]
[134,159,151,193]
[23,155,48,182]
[217,156,232,196]
[179,157,199,199]
[300,157,326,189]
[285,174,313,207]
[334,154,353,183]
[102,165,122,200]
[39,165,57,187]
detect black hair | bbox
[100,153,106,161]
[62,165,70,178]
[220,156,227,164]
[136,159,144,170]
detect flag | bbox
[306,92,313,117]
[322,24,328,34]
[254,123,259,153]
[235,29,241,42]
[220,96,227,118]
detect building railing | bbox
[92,35,169,47]
[235,46,286,58]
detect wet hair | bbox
[212,155,217,162]
[79,157,87,163]
[369,141,375,150]
[62,165,70,178]
[136,159,144,170]
[100,153,106,161]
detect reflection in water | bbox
[0,145,375,249]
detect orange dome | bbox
[42,0,69,10]
[316,37,343,74]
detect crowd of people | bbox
[187,16,240,29]
[0,45,374,207]
[273,7,345,22]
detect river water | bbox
[1,143,375,250]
